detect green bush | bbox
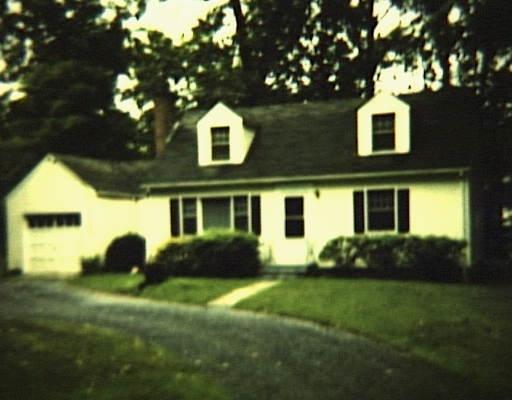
[320,235,466,281]
[105,233,146,273]
[80,256,103,275]
[150,231,261,281]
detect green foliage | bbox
[105,233,146,273]
[71,273,144,295]
[238,278,512,398]
[151,231,261,281]
[0,318,228,400]
[140,277,260,305]
[0,0,142,160]
[80,255,103,275]
[320,235,466,281]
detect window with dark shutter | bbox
[182,198,197,234]
[285,197,304,238]
[251,196,261,235]
[368,189,395,230]
[234,196,249,232]
[353,191,365,233]
[397,189,410,233]
[170,198,180,237]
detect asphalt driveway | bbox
[0,279,482,400]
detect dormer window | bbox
[211,127,230,161]
[357,93,410,156]
[372,113,395,151]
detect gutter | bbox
[97,190,144,200]
[141,167,470,190]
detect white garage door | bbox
[25,213,81,274]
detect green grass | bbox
[0,318,228,400]
[237,278,512,397]
[71,274,260,305]
[70,273,144,295]
[141,277,260,304]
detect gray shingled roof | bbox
[145,89,482,187]
[55,89,483,195]
[55,154,154,196]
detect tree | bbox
[0,0,140,159]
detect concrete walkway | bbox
[208,280,280,307]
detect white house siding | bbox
[6,157,96,274]
[137,195,172,259]
[149,174,469,268]
[84,197,139,260]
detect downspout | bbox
[462,171,472,281]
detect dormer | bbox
[197,102,256,166]
[356,93,410,156]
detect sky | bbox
[133,0,425,91]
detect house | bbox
[5,89,489,274]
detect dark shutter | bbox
[170,198,180,237]
[250,195,261,235]
[353,191,365,233]
[397,189,410,233]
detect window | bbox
[285,197,304,238]
[211,126,230,161]
[368,190,395,230]
[182,198,197,235]
[26,213,81,229]
[372,113,395,151]
[203,198,231,230]
[234,196,249,231]
[169,195,261,236]
[353,189,409,233]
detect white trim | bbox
[143,168,470,190]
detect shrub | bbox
[104,233,146,273]
[142,262,169,285]
[81,256,103,275]
[320,235,466,281]
[150,230,261,280]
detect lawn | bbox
[237,278,512,398]
[71,274,259,305]
[0,317,228,400]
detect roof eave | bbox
[141,167,471,191]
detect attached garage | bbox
[6,154,147,275]
[23,213,82,274]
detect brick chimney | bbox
[153,95,171,158]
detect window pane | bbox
[212,145,230,160]
[212,127,230,160]
[368,190,395,231]
[285,197,303,216]
[285,197,304,238]
[235,216,249,232]
[372,113,395,151]
[285,220,304,238]
[182,198,197,234]
[373,134,394,151]
[234,196,248,215]
[202,198,231,230]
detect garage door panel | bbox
[25,213,82,274]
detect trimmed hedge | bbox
[104,233,146,273]
[319,235,466,281]
[145,231,261,283]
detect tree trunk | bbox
[363,0,378,98]
[153,95,171,158]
